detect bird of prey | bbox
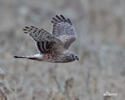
[14,15,79,63]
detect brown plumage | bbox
[14,15,79,63]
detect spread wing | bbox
[23,26,64,54]
[51,15,77,49]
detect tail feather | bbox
[14,56,27,58]
[14,54,43,61]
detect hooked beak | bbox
[76,57,79,61]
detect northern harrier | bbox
[14,15,79,63]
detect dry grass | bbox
[0,0,125,100]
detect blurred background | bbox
[0,0,125,100]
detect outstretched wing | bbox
[51,15,77,49]
[23,26,64,54]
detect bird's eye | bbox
[75,56,79,61]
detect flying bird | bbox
[14,15,79,63]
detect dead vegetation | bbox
[0,0,125,100]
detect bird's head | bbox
[66,52,79,61]
[74,55,79,61]
[71,54,79,61]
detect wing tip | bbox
[23,26,37,34]
[51,15,72,25]
[23,26,30,34]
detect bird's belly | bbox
[43,54,73,63]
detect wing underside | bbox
[51,15,77,49]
